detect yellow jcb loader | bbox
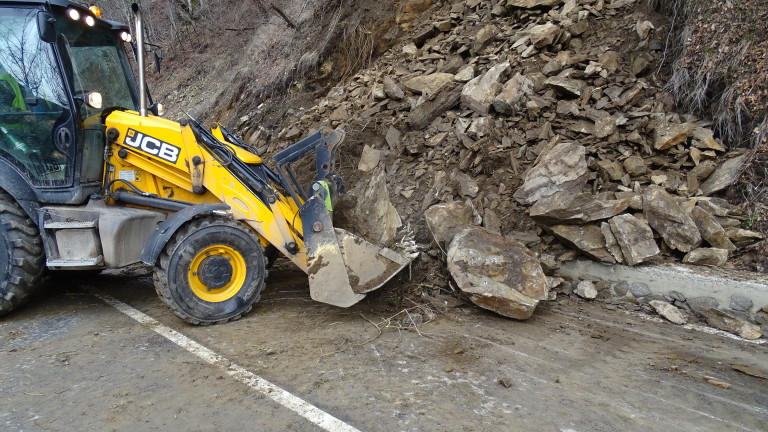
[0,1,411,324]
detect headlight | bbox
[156,103,165,117]
[84,15,95,26]
[86,92,102,109]
[120,31,132,43]
[67,8,80,20]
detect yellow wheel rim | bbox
[187,245,246,302]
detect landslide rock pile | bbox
[252,0,765,317]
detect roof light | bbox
[84,15,95,26]
[120,31,132,43]
[67,8,80,20]
[89,6,102,17]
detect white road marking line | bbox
[90,290,362,432]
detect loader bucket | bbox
[302,194,411,307]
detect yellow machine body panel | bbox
[104,111,308,270]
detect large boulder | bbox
[424,201,473,249]
[691,206,736,252]
[334,169,402,246]
[493,73,533,115]
[699,154,748,196]
[447,227,549,319]
[606,214,660,265]
[544,76,586,98]
[507,0,564,8]
[461,62,510,115]
[403,72,455,96]
[530,192,630,224]
[698,307,762,340]
[643,186,702,253]
[513,143,589,205]
[528,23,560,48]
[549,224,616,263]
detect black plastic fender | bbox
[140,202,230,265]
[0,159,39,221]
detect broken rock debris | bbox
[264,0,764,322]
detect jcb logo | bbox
[124,129,181,164]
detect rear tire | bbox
[153,217,267,325]
[0,191,44,317]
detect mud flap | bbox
[302,195,411,307]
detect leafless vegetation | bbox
[651,0,768,148]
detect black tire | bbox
[153,216,267,325]
[0,191,45,317]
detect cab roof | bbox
[2,0,129,31]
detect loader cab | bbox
[0,1,138,206]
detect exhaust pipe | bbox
[131,3,147,117]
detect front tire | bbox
[0,191,44,317]
[153,217,267,325]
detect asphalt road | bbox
[2,265,767,432]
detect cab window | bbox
[0,7,73,187]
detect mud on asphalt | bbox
[1,266,767,432]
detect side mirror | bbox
[37,12,56,43]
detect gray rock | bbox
[613,281,629,296]
[424,201,474,249]
[358,145,383,172]
[382,76,405,100]
[575,280,598,299]
[530,192,630,224]
[597,160,624,181]
[529,23,560,48]
[643,186,702,253]
[668,291,686,302]
[623,156,648,177]
[691,206,736,252]
[630,282,651,298]
[507,0,564,8]
[593,116,617,139]
[598,50,620,73]
[513,143,589,205]
[682,248,729,266]
[725,228,764,247]
[473,24,499,54]
[447,227,549,320]
[544,76,586,98]
[688,296,719,314]
[549,224,616,263]
[452,169,479,197]
[654,123,693,150]
[649,300,687,325]
[493,73,534,115]
[686,160,717,192]
[601,221,624,263]
[334,169,402,246]
[729,295,754,312]
[699,154,748,196]
[698,307,762,340]
[467,117,493,139]
[607,214,660,266]
[385,126,401,150]
[403,72,455,96]
[461,62,510,115]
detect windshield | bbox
[56,17,137,116]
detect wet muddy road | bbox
[2,265,767,432]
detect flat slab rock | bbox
[513,142,588,205]
[447,226,549,320]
